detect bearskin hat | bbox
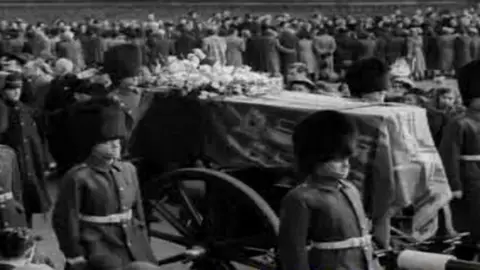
[345,57,390,97]
[292,110,358,174]
[457,59,480,106]
[103,43,143,86]
[68,97,129,161]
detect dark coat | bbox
[455,35,473,69]
[0,144,27,229]
[245,35,265,71]
[439,109,480,240]
[82,35,106,66]
[52,155,156,267]
[334,33,358,69]
[146,36,175,66]
[357,38,377,60]
[424,34,440,70]
[279,177,376,270]
[471,35,480,61]
[0,99,51,214]
[278,31,299,74]
[174,32,199,59]
[437,34,456,71]
[385,36,407,65]
[373,32,389,63]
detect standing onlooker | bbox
[201,26,227,65]
[0,73,51,228]
[296,28,317,80]
[407,28,426,80]
[225,27,245,67]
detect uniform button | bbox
[122,224,127,228]
[4,222,8,226]
[127,242,132,247]
[0,204,5,209]
[122,206,128,210]
[119,187,124,191]
[20,122,24,126]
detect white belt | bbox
[307,235,372,250]
[459,155,480,161]
[79,210,132,224]
[0,192,13,203]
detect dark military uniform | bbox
[52,153,155,266]
[0,145,27,229]
[279,177,375,270]
[52,97,155,268]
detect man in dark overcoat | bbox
[0,73,51,227]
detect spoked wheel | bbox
[148,168,279,270]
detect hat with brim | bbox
[2,52,29,65]
[393,77,415,89]
[290,78,316,90]
[3,72,23,90]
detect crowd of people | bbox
[1,4,480,270]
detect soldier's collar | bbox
[86,154,121,172]
[305,176,343,191]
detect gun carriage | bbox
[125,89,480,270]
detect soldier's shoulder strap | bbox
[64,163,89,177]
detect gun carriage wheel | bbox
[148,168,279,270]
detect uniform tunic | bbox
[278,177,375,270]
[0,145,27,229]
[439,108,480,240]
[52,155,156,267]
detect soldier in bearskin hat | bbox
[103,43,143,121]
[439,59,480,249]
[52,96,155,270]
[278,110,380,270]
[345,57,390,102]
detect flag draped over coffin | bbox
[202,91,452,245]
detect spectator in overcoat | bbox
[454,27,473,70]
[437,27,456,75]
[313,27,336,80]
[278,23,298,76]
[174,25,199,59]
[470,27,480,61]
[297,28,317,80]
[225,27,245,67]
[0,73,51,227]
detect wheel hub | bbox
[185,246,207,260]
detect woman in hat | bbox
[52,97,155,270]
[278,110,380,270]
[0,72,51,228]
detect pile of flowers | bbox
[152,56,283,97]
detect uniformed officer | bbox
[344,57,390,103]
[0,145,27,229]
[278,110,379,270]
[440,60,480,250]
[103,43,144,122]
[52,96,156,270]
